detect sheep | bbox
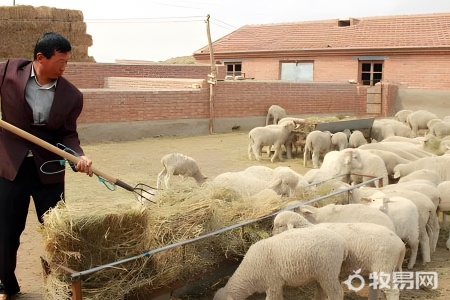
[359,141,428,161]
[213,166,309,197]
[357,192,420,269]
[397,169,443,186]
[156,153,207,189]
[248,120,299,162]
[364,149,412,179]
[380,188,440,255]
[331,131,349,150]
[269,166,311,197]
[213,226,348,300]
[427,118,443,133]
[278,117,307,159]
[303,130,332,168]
[436,181,450,250]
[406,109,439,137]
[273,211,404,300]
[350,149,389,188]
[348,130,367,148]
[393,156,450,181]
[265,104,287,125]
[307,148,363,185]
[370,119,412,141]
[295,203,397,233]
[422,134,450,156]
[386,179,441,210]
[394,109,413,124]
[429,120,450,138]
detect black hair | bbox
[33,32,72,60]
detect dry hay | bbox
[0,5,94,62]
[39,181,294,299]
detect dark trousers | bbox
[0,157,64,295]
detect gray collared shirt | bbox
[25,64,57,124]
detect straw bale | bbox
[0,5,94,62]
[39,182,292,299]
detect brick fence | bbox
[61,62,397,141]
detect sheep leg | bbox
[265,286,283,300]
[312,151,320,169]
[248,141,254,160]
[271,144,283,163]
[418,226,431,264]
[407,239,419,269]
[316,278,343,300]
[427,212,440,253]
[156,168,167,189]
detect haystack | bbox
[39,181,295,300]
[0,5,94,62]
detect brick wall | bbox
[64,62,222,88]
[77,77,373,124]
[238,54,450,89]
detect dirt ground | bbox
[16,131,450,299]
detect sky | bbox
[1,0,450,63]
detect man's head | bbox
[33,32,72,81]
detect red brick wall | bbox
[64,62,222,88]
[236,54,450,89]
[77,79,373,124]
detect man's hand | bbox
[76,156,93,176]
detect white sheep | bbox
[248,120,299,162]
[350,149,389,188]
[422,134,450,156]
[331,131,349,151]
[277,117,308,159]
[295,203,397,233]
[365,148,412,179]
[380,188,440,255]
[348,130,367,148]
[406,109,439,137]
[436,181,450,250]
[273,211,405,300]
[394,109,413,124]
[303,130,333,168]
[265,104,287,125]
[357,191,420,269]
[393,156,450,181]
[387,179,441,210]
[213,166,310,197]
[429,121,450,138]
[359,142,425,162]
[213,226,348,300]
[156,153,207,189]
[397,169,443,186]
[370,119,412,141]
[307,148,363,185]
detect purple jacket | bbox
[0,58,84,184]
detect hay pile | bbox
[39,182,295,300]
[0,5,94,62]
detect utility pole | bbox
[206,14,216,134]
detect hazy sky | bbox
[2,0,450,62]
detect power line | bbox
[85,16,205,24]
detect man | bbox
[0,32,93,298]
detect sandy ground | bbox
[14,132,450,299]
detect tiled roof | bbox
[194,13,450,55]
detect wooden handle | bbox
[0,120,134,191]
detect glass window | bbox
[359,61,383,86]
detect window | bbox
[360,61,383,86]
[225,62,242,77]
[280,61,314,81]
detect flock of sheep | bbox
[153,106,450,299]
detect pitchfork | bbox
[0,119,156,203]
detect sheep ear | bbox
[287,223,294,230]
[269,178,282,189]
[393,170,401,179]
[299,207,313,215]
